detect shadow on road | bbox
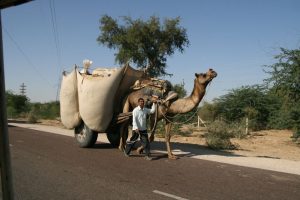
[151,140,245,158]
[90,139,245,160]
[93,143,117,149]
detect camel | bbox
[120,68,217,159]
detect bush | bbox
[6,106,17,119]
[6,91,30,118]
[29,101,60,120]
[198,101,218,121]
[205,134,233,150]
[230,121,247,139]
[205,120,237,150]
[178,124,194,136]
[27,112,38,123]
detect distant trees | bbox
[29,101,60,120]
[5,90,59,120]
[264,48,300,102]
[263,48,300,136]
[173,82,187,98]
[207,85,275,130]
[6,90,30,118]
[199,47,300,137]
[97,15,189,77]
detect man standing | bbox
[124,97,157,160]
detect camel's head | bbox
[195,68,217,85]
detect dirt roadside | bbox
[157,129,300,161]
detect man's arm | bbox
[148,95,158,114]
[149,102,156,114]
[132,108,139,131]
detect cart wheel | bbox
[74,122,98,148]
[106,132,120,147]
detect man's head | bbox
[138,97,145,108]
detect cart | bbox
[60,64,145,147]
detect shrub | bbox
[6,106,17,119]
[205,120,236,150]
[230,121,247,139]
[178,124,194,136]
[27,112,38,123]
[29,101,60,120]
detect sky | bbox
[2,0,300,103]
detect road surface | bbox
[2,125,300,200]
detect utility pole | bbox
[19,82,26,96]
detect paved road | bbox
[8,122,300,175]
[4,125,300,200]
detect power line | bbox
[49,0,63,101]
[3,27,53,87]
[49,0,61,69]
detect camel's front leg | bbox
[119,99,131,151]
[149,115,156,142]
[165,122,177,159]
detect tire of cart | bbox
[106,132,120,147]
[106,124,121,147]
[74,122,98,148]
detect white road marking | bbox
[153,190,189,200]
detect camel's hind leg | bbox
[119,98,131,151]
[118,121,129,151]
[165,122,177,159]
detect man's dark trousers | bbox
[125,130,150,156]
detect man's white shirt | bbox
[132,103,156,131]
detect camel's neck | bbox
[168,79,207,114]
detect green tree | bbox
[264,47,300,102]
[213,85,274,130]
[97,15,189,77]
[264,47,300,136]
[198,101,218,122]
[6,90,30,117]
[173,82,187,98]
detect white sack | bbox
[77,67,125,132]
[60,68,81,129]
